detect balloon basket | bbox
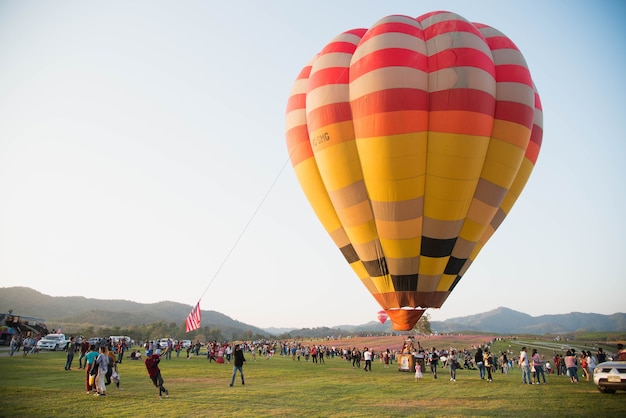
[398,354,415,372]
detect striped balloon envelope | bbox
[285,11,543,331]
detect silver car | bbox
[36,333,68,351]
[593,351,626,393]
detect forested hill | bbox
[0,286,268,337]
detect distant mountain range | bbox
[287,307,626,336]
[432,307,626,334]
[1,287,624,336]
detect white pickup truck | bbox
[36,333,68,351]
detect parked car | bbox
[180,340,192,349]
[87,337,100,346]
[593,351,626,393]
[36,333,68,351]
[110,336,132,347]
[158,338,173,350]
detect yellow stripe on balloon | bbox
[418,256,449,276]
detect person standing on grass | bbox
[500,352,509,374]
[94,346,110,396]
[484,349,494,382]
[78,337,89,369]
[363,347,373,372]
[145,353,169,398]
[65,337,75,370]
[475,347,485,380]
[84,345,98,394]
[415,361,423,381]
[584,351,596,381]
[117,338,126,364]
[229,344,246,386]
[564,349,578,383]
[532,349,546,384]
[519,347,532,384]
[579,351,589,381]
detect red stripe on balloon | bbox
[429,48,495,78]
[307,102,353,132]
[350,48,428,79]
[495,101,534,128]
[421,19,480,40]
[429,89,495,115]
[285,93,306,114]
[485,35,520,52]
[495,64,533,87]
[307,67,350,90]
[352,88,429,115]
[361,18,425,41]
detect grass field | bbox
[0,336,623,417]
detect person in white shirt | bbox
[519,347,531,384]
[363,347,373,372]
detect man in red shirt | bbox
[145,353,169,399]
[78,337,90,369]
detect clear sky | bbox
[1,1,624,329]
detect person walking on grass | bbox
[94,346,110,397]
[9,335,19,357]
[229,344,246,386]
[428,347,439,379]
[145,352,169,398]
[448,350,457,382]
[84,345,98,394]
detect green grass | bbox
[0,339,624,417]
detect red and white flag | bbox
[185,302,201,332]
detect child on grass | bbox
[415,363,423,381]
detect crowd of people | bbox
[398,337,624,386]
[6,332,625,398]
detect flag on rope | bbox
[185,301,201,332]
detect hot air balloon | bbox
[285,11,543,331]
[377,310,389,324]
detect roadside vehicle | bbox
[593,351,626,393]
[158,338,173,350]
[110,336,132,346]
[87,337,100,346]
[36,333,68,351]
[180,340,192,349]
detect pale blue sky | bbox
[1,1,624,328]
